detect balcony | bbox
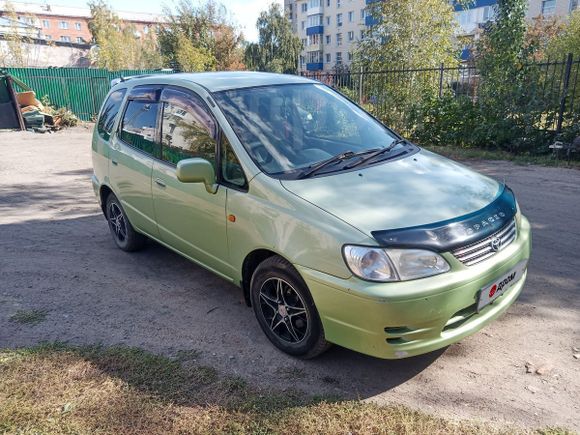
[365,0,382,3]
[307,6,323,15]
[306,62,324,71]
[365,15,380,26]
[306,41,323,51]
[306,25,324,35]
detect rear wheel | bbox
[105,194,146,252]
[250,256,331,359]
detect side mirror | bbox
[176,158,218,194]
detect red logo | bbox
[489,284,498,298]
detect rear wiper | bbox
[344,138,408,169]
[298,149,380,179]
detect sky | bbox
[19,0,284,41]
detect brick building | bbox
[0,1,163,44]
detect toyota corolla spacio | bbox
[91,72,531,359]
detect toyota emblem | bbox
[490,237,502,252]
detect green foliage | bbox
[546,10,580,59]
[88,0,162,70]
[351,0,459,131]
[158,0,244,72]
[244,3,302,74]
[355,0,459,70]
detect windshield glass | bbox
[213,84,403,177]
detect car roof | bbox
[119,71,317,93]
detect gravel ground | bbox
[0,127,578,430]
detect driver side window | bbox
[160,88,217,167]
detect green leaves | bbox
[244,3,302,74]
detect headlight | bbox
[343,246,450,282]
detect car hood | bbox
[280,149,501,236]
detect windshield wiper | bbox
[298,149,379,179]
[344,138,409,170]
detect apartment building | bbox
[0,1,163,45]
[286,0,579,71]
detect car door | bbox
[152,86,235,279]
[109,85,162,238]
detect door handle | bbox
[154,178,166,188]
[111,160,118,166]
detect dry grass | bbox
[8,309,48,325]
[0,343,572,435]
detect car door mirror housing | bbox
[176,158,218,193]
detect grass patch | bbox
[9,309,48,325]
[0,342,572,434]
[424,146,580,169]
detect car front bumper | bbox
[296,215,532,359]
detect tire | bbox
[105,193,146,252]
[250,256,331,359]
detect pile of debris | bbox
[0,71,79,133]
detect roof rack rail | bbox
[110,73,163,87]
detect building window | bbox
[348,30,354,41]
[336,52,342,64]
[75,22,81,30]
[309,0,321,7]
[300,55,305,65]
[325,34,331,44]
[360,9,365,19]
[482,5,496,21]
[301,3,307,12]
[302,38,307,47]
[326,53,331,62]
[337,0,341,8]
[301,20,305,30]
[348,11,354,22]
[337,13,342,26]
[308,14,323,27]
[60,35,71,42]
[42,19,49,28]
[45,34,52,40]
[541,0,556,15]
[59,21,69,29]
[360,30,365,39]
[348,52,353,61]
[326,15,330,25]
[571,0,578,11]
[76,37,83,43]
[336,33,342,45]
[326,0,330,6]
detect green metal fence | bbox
[3,68,173,121]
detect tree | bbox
[88,0,162,70]
[354,0,458,70]
[244,3,302,74]
[546,10,580,59]
[158,0,244,72]
[525,16,564,61]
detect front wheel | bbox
[105,193,146,252]
[250,256,331,359]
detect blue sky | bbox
[23,0,283,41]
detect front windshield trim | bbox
[211,83,420,180]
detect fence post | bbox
[438,62,444,98]
[556,53,573,135]
[358,65,364,105]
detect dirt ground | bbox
[0,127,578,431]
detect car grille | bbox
[452,218,517,266]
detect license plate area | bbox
[477,260,527,312]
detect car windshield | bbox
[213,83,404,177]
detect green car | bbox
[91,72,531,359]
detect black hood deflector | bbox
[371,186,517,252]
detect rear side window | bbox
[160,87,217,166]
[97,89,126,140]
[119,100,161,158]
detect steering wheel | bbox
[249,143,273,166]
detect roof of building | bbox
[0,1,164,23]
[122,71,316,93]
